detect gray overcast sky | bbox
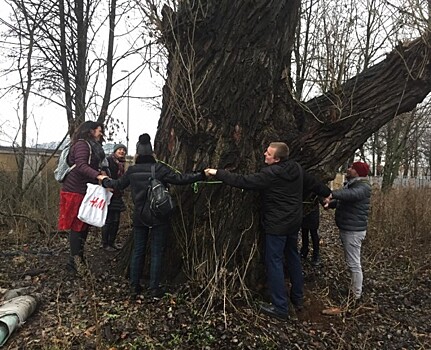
[0,0,163,152]
[0,72,162,151]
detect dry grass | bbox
[367,187,431,266]
[0,171,60,246]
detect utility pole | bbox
[121,70,130,153]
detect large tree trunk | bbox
[153,1,431,294]
[154,0,301,294]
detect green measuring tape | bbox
[156,159,223,193]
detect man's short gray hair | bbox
[269,142,289,160]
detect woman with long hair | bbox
[58,121,107,274]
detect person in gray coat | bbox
[325,161,371,300]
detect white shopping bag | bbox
[78,183,113,227]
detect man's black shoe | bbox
[149,287,167,299]
[259,303,289,321]
[311,256,321,267]
[291,299,304,312]
[66,262,77,277]
[300,250,308,260]
[130,284,143,299]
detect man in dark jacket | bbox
[325,161,371,300]
[205,142,330,321]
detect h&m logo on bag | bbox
[89,196,108,209]
[78,183,112,228]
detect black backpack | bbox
[141,165,175,225]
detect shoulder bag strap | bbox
[76,139,92,165]
[85,140,92,164]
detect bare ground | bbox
[1,211,430,349]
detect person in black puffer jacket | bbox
[326,161,371,301]
[300,195,323,266]
[205,142,331,321]
[102,133,204,299]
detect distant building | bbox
[0,146,61,184]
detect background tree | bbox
[421,124,431,175]
[0,0,55,195]
[0,0,154,141]
[401,106,430,177]
[5,0,42,194]
[366,130,385,176]
[0,0,160,195]
[292,0,396,172]
[381,112,416,191]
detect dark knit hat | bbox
[351,161,370,177]
[113,143,127,153]
[136,133,153,156]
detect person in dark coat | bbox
[325,161,371,300]
[101,143,127,251]
[300,195,323,266]
[101,133,205,299]
[58,121,107,274]
[205,142,331,321]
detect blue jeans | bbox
[266,233,303,313]
[130,224,169,290]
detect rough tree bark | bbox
[294,36,431,178]
[151,1,431,291]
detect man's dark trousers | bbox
[266,233,303,313]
